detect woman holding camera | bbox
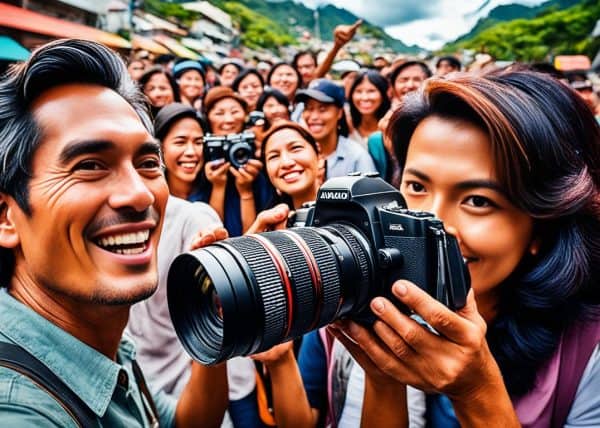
[197,86,273,237]
[328,70,600,427]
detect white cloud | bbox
[296,0,547,49]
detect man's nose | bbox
[108,165,155,212]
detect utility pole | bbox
[314,6,320,42]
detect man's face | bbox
[7,84,168,305]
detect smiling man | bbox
[0,39,227,427]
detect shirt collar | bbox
[327,136,349,162]
[0,289,132,417]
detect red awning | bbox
[0,3,131,49]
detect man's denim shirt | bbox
[0,289,176,427]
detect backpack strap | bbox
[552,320,600,428]
[319,328,336,428]
[0,341,97,427]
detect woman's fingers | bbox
[389,280,475,344]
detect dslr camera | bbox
[203,130,255,169]
[168,175,470,365]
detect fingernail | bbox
[394,281,408,296]
[371,298,385,314]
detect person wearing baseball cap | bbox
[296,79,376,179]
[172,59,206,109]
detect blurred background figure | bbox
[435,55,462,76]
[173,59,206,110]
[219,58,245,87]
[293,50,318,88]
[138,65,179,116]
[389,61,432,108]
[256,88,291,131]
[232,69,265,113]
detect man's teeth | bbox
[97,230,150,250]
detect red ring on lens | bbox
[249,234,294,338]
[282,230,323,330]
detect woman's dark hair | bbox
[389,61,432,87]
[387,70,600,396]
[231,68,265,93]
[138,65,180,103]
[266,62,302,92]
[0,39,151,286]
[348,69,391,129]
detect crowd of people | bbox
[0,22,599,428]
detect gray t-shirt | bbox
[326,135,377,180]
[565,344,600,426]
[127,196,221,396]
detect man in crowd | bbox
[0,39,227,427]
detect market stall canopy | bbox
[154,34,199,59]
[0,3,131,49]
[554,55,591,71]
[0,35,30,61]
[132,35,170,55]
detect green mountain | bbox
[442,0,600,61]
[452,0,584,44]
[211,0,421,53]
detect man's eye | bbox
[139,158,162,169]
[74,160,104,171]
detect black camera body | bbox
[203,131,255,169]
[247,111,265,127]
[301,174,470,317]
[168,175,470,365]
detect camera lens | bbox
[167,225,375,365]
[229,142,252,168]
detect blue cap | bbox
[173,60,205,79]
[295,78,345,107]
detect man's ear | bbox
[0,194,20,249]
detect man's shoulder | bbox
[0,366,76,427]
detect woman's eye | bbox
[406,182,425,192]
[465,195,495,208]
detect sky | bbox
[298,0,546,50]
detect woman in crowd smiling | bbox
[330,69,600,427]
[232,68,265,113]
[347,69,391,147]
[267,62,303,121]
[261,121,323,210]
[172,59,206,110]
[138,66,179,116]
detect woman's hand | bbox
[189,226,229,250]
[335,282,498,397]
[246,204,289,234]
[230,159,263,197]
[205,159,230,188]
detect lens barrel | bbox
[167,224,374,365]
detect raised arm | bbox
[314,20,362,79]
